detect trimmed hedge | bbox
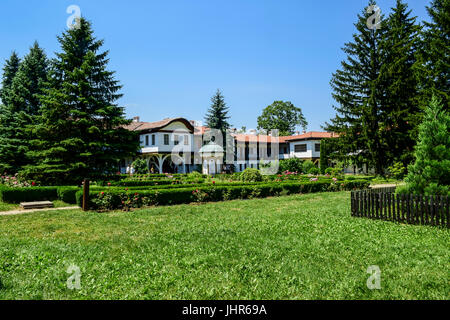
[57,186,81,204]
[110,178,205,187]
[78,180,370,210]
[0,187,58,203]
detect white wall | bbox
[139,121,193,153]
[289,140,321,159]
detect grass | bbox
[0,191,448,300]
[0,202,19,212]
[0,200,75,212]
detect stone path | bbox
[0,206,80,216]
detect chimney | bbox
[133,116,140,123]
[295,131,300,136]
[302,130,307,134]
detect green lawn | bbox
[0,191,448,300]
[0,200,75,212]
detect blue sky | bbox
[0,0,430,131]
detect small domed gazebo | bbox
[198,142,224,175]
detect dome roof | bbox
[199,142,224,154]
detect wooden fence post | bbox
[82,179,90,211]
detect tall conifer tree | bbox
[25,18,138,184]
[0,43,48,173]
[324,1,387,174]
[380,0,422,165]
[0,51,20,105]
[417,0,449,111]
[204,89,231,135]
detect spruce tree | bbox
[0,51,20,105]
[0,52,21,173]
[324,1,387,174]
[204,89,231,136]
[9,41,48,115]
[417,0,449,111]
[402,95,449,196]
[380,0,422,166]
[25,18,139,185]
[0,43,49,174]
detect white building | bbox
[120,117,337,174]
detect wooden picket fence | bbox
[351,190,449,228]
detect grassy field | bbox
[0,191,448,300]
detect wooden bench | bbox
[20,201,54,210]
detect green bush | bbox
[302,160,316,174]
[279,158,303,173]
[78,180,370,210]
[240,168,263,182]
[131,158,149,174]
[57,186,81,204]
[387,161,406,180]
[0,186,58,203]
[308,167,320,175]
[403,96,449,196]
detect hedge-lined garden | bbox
[76,180,370,211]
[0,170,371,211]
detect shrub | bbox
[279,158,303,173]
[0,186,58,203]
[188,171,204,179]
[324,168,333,175]
[131,158,149,174]
[308,167,320,175]
[403,96,449,196]
[302,160,316,174]
[78,180,370,211]
[387,161,406,180]
[57,186,81,204]
[240,168,263,182]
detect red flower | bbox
[212,181,215,184]
[31,181,36,186]
[107,182,111,186]
[101,192,104,195]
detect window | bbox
[239,164,242,171]
[315,143,320,152]
[145,135,149,146]
[184,135,189,145]
[164,134,169,145]
[174,135,179,145]
[152,135,155,145]
[294,144,307,152]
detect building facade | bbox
[120,117,337,174]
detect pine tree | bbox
[324,1,387,174]
[402,95,449,196]
[24,18,139,185]
[9,41,48,115]
[380,0,422,166]
[0,43,49,174]
[417,0,449,111]
[0,51,20,105]
[0,52,21,173]
[204,89,231,136]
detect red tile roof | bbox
[125,117,338,142]
[282,131,338,141]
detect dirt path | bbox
[0,206,80,216]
